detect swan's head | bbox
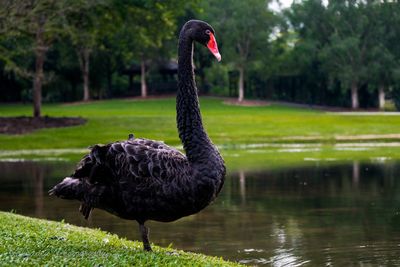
[183,20,221,62]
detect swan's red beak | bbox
[207,33,221,62]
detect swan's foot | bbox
[139,223,152,251]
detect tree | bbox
[281,0,333,105]
[63,0,112,101]
[364,2,398,110]
[112,0,192,98]
[318,1,373,109]
[202,0,276,102]
[0,0,67,117]
[285,0,400,109]
[376,1,400,110]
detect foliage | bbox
[1,0,400,108]
[0,0,72,117]
[0,0,66,75]
[62,0,112,101]
[0,0,195,106]
[283,0,400,108]
[106,0,195,97]
[201,0,276,101]
[0,211,240,266]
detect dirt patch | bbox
[223,99,270,107]
[0,116,87,135]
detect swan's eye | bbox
[205,30,211,35]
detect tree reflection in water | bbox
[1,160,400,265]
[33,165,44,217]
[239,170,246,205]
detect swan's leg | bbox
[139,223,152,251]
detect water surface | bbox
[1,160,400,266]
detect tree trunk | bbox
[140,56,147,98]
[78,48,91,101]
[33,22,47,118]
[83,49,90,101]
[378,85,385,110]
[238,66,244,102]
[351,81,359,109]
[106,55,113,97]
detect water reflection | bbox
[33,166,44,217]
[1,160,400,266]
[239,170,246,204]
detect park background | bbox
[1,0,400,266]
[1,0,400,112]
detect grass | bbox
[1,97,400,150]
[0,211,241,266]
[2,97,400,169]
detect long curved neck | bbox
[177,33,213,164]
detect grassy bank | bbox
[2,98,400,151]
[0,212,240,266]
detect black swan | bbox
[49,20,225,252]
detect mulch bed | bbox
[0,116,87,135]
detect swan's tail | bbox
[48,177,86,201]
[49,177,94,219]
[49,148,113,220]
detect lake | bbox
[1,159,400,266]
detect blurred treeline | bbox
[1,0,400,115]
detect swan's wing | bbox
[72,138,190,184]
[108,138,191,182]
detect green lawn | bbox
[1,97,400,151]
[1,97,400,169]
[0,212,240,266]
